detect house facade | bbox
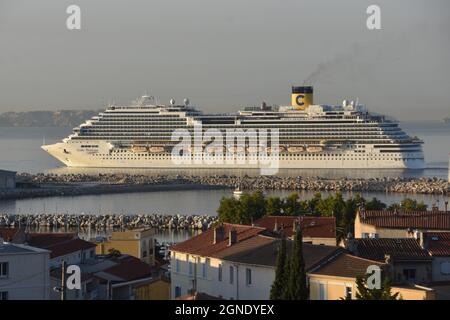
[170,223,343,300]
[0,243,50,300]
[309,252,436,300]
[95,228,155,265]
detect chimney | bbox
[228,229,237,246]
[292,219,298,233]
[274,219,278,233]
[445,201,448,212]
[419,231,428,249]
[213,225,225,244]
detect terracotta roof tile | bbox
[169,223,267,257]
[311,253,386,278]
[424,232,450,256]
[351,238,431,262]
[254,215,336,239]
[27,233,96,258]
[26,233,77,247]
[101,255,153,281]
[359,210,450,230]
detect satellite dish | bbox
[170,99,175,106]
[184,98,190,106]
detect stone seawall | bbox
[11,173,449,197]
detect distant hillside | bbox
[0,110,102,127]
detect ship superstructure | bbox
[42,87,425,169]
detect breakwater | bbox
[0,213,218,230]
[13,173,449,196]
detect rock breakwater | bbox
[0,213,218,230]
[17,173,449,195]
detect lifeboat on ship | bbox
[131,145,148,153]
[205,145,224,154]
[306,146,323,153]
[227,146,246,153]
[149,146,165,153]
[287,146,304,153]
[247,146,264,153]
[265,146,285,153]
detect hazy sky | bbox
[0,0,449,120]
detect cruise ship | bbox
[42,86,425,169]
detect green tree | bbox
[108,248,121,257]
[365,197,387,210]
[270,234,288,300]
[388,198,428,212]
[287,227,308,300]
[217,197,241,223]
[283,193,301,216]
[355,275,400,300]
[266,196,283,216]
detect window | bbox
[229,266,234,284]
[245,268,252,286]
[345,286,352,300]
[202,259,209,278]
[0,291,8,300]
[90,250,94,258]
[174,286,181,298]
[218,264,223,282]
[175,259,180,273]
[403,269,416,281]
[319,283,326,300]
[188,261,194,275]
[0,262,9,278]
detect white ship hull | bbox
[42,141,426,169]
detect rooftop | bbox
[26,233,96,258]
[310,253,386,279]
[0,243,49,255]
[170,223,267,257]
[254,215,336,239]
[217,235,343,270]
[358,210,450,230]
[94,255,154,282]
[423,232,450,256]
[170,222,343,269]
[348,238,431,262]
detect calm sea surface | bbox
[0,122,449,221]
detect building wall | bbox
[431,256,450,282]
[303,236,336,246]
[96,229,154,265]
[135,278,170,300]
[391,286,436,300]
[309,274,435,300]
[0,251,50,300]
[170,251,275,300]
